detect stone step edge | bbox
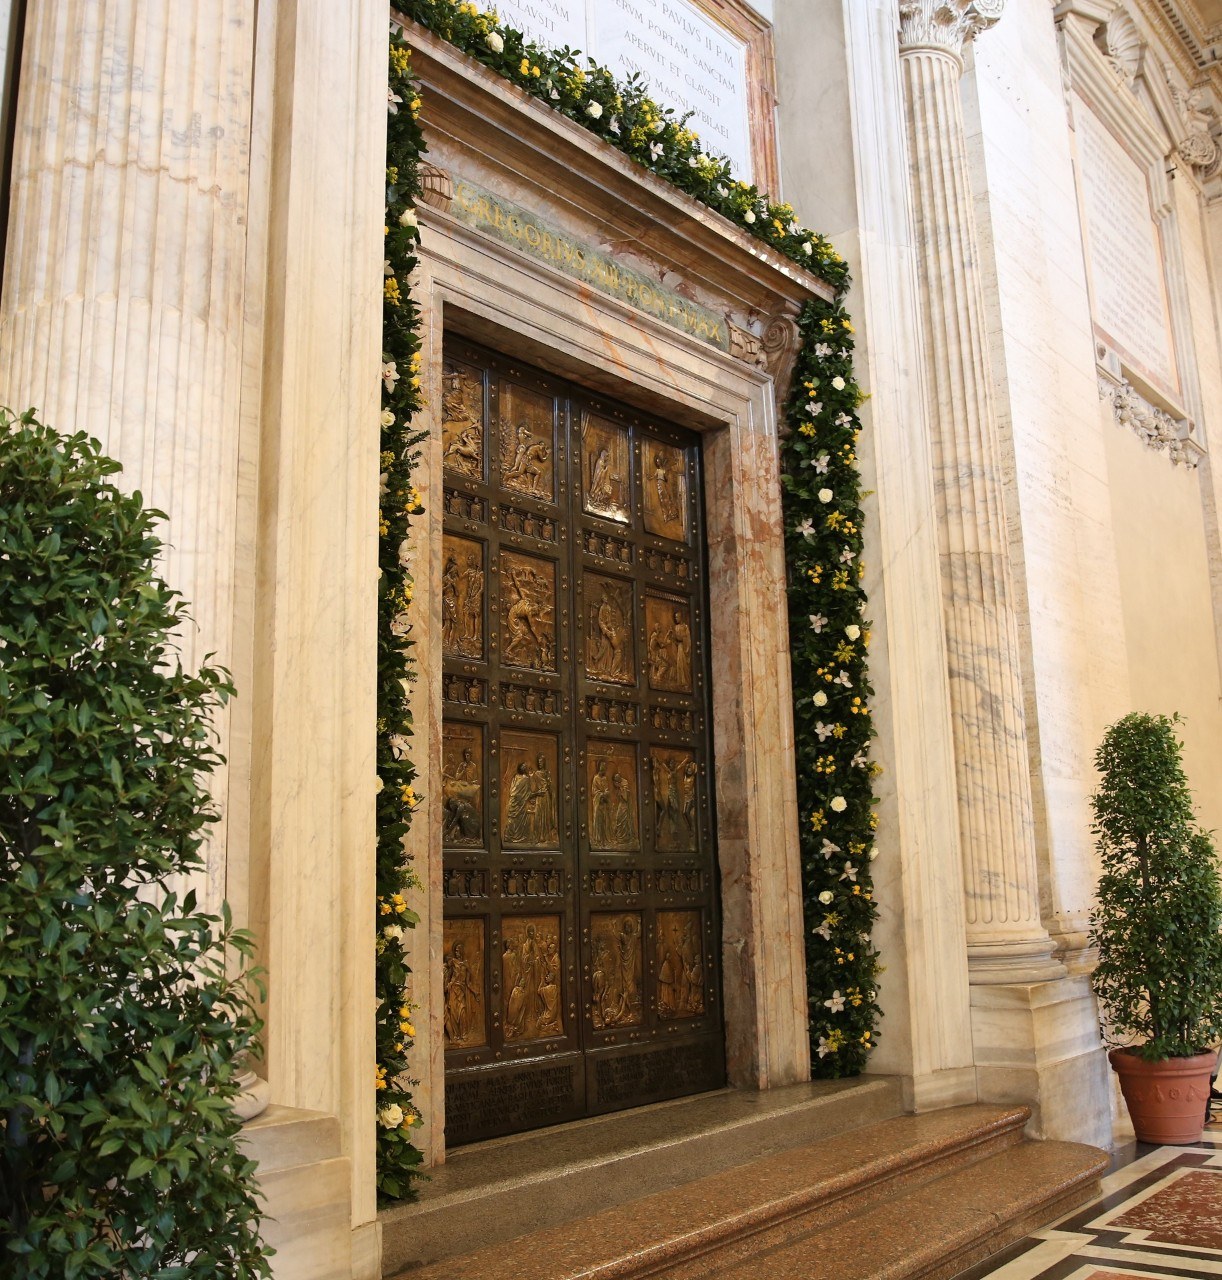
[623,1137,1103,1280]
[384,1077,903,1217]
[554,1107,1034,1280]
[389,1106,1035,1278]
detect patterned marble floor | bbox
[956,1113,1222,1280]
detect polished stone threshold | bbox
[382,1089,1106,1278]
[380,1076,904,1273]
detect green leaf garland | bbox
[375,36,428,1201]
[377,5,882,1196]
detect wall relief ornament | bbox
[1092,7,1144,85]
[898,0,1006,55]
[1170,82,1220,176]
[1097,373,1199,468]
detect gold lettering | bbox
[491,203,506,231]
[507,214,523,238]
[454,182,477,212]
[524,222,541,248]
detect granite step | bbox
[385,1100,1106,1279]
[379,1076,904,1274]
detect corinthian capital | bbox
[899,0,1006,56]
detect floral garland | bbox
[374,4,882,1197]
[374,36,428,1200]
[781,302,882,1076]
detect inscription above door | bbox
[441,338,724,1144]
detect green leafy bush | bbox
[1090,712,1222,1061]
[0,411,270,1277]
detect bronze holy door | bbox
[439,338,725,1145]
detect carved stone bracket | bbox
[1098,372,1201,468]
[898,0,1006,57]
[727,320,766,370]
[726,312,801,411]
[1170,81,1220,178]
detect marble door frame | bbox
[405,207,811,1165]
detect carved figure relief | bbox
[442,535,485,660]
[443,918,487,1049]
[651,748,698,853]
[656,911,705,1019]
[500,731,560,848]
[581,414,630,523]
[587,742,639,852]
[442,723,483,846]
[499,382,555,501]
[500,550,556,672]
[643,442,688,542]
[502,915,564,1041]
[442,360,485,479]
[590,912,643,1029]
[645,594,693,693]
[585,574,635,686]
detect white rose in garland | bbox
[485,31,504,53]
[585,100,603,119]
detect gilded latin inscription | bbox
[500,731,560,848]
[442,534,485,660]
[587,742,639,852]
[442,722,483,846]
[645,594,693,693]
[643,442,688,542]
[499,382,555,501]
[590,912,643,1029]
[502,915,564,1042]
[443,918,487,1049]
[582,414,630,524]
[500,550,556,672]
[585,574,635,686]
[442,360,484,479]
[651,748,697,853]
[656,910,705,1019]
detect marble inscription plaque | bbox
[442,722,483,846]
[592,0,750,178]
[443,918,487,1049]
[500,550,556,672]
[643,442,688,542]
[590,912,643,1029]
[585,574,635,686]
[451,182,730,350]
[499,381,555,501]
[645,593,692,693]
[587,741,640,851]
[442,359,484,479]
[443,535,485,660]
[501,915,564,1042]
[481,0,585,54]
[651,747,697,853]
[656,910,705,1019]
[1074,97,1178,392]
[500,730,559,848]
[582,413,631,524]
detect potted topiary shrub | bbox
[1090,711,1222,1144]
[0,411,272,1276]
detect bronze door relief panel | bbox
[441,338,724,1145]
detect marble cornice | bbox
[898,0,1006,57]
[397,15,834,356]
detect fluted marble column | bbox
[898,0,1062,984]
[0,0,257,915]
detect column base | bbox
[241,1106,357,1279]
[970,975,1111,1147]
[893,1064,980,1112]
[967,936,1068,985]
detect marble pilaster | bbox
[0,0,257,915]
[898,1,1063,986]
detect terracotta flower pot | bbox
[1109,1046,1218,1144]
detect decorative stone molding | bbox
[762,313,801,405]
[1096,6,1145,84]
[1097,372,1201,467]
[1170,80,1220,175]
[898,0,1006,57]
[417,161,454,210]
[727,319,766,369]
